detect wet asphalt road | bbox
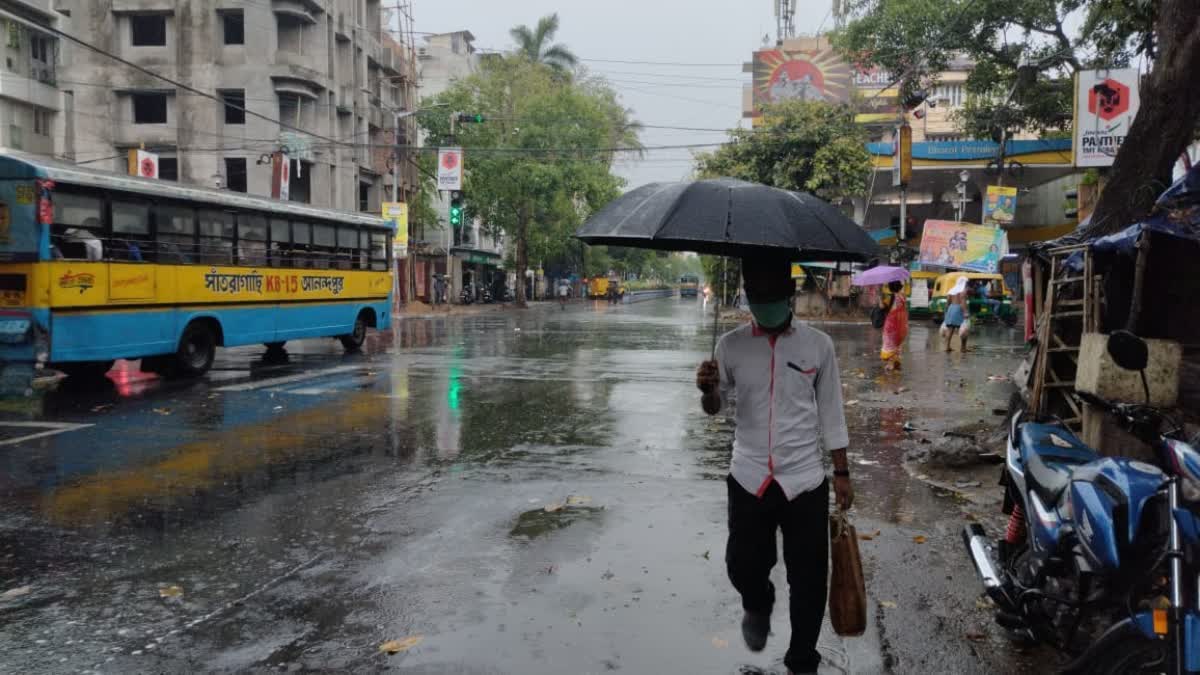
[0,298,1041,674]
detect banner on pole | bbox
[1073,68,1140,168]
[383,201,408,258]
[983,185,1018,226]
[918,220,1008,273]
[437,147,463,191]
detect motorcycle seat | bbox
[1019,423,1096,505]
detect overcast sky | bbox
[411,0,837,190]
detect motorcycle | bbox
[964,330,1200,674]
[481,288,493,304]
[459,287,474,305]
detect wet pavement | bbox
[0,298,1041,674]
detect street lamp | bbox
[955,170,970,222]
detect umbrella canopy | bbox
[576,177,879,262]
[851,265,910,286]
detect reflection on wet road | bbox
[0,298,1030,674]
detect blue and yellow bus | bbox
[0,152,394,378]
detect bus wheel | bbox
[340,312,369,352]
[176,322,217,377]
[56,360,114,380]
[263,341,288,363]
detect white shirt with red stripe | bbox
[716,319,849,500]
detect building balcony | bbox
[271,0,317,24]
[0,71,60,110]
[359,29,383,65]
[112,124,177,149]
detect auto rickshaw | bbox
[905,270,940,318]
[928,272,1018,326]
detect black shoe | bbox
[741,610,770,652]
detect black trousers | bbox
[726,475,829,673]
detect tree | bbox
[835,0,1200,236]
[693,100,872,203]
[509,14,578,73]
[419,57,631,306]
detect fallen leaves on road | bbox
[879,601,897,609]
[543,502,564,513]
[987,375,1010,382]
[152,408,172,416]
[711,637,728,649]
[975,597,994,610]
[965,630,988,642]
[858,530,881,541]
[380,636,423,654]
[913,536,928,544]
[566,495,592,506]
[90,404,113,413]
[158,585,183,598]
[845,400,859,406]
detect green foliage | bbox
[693,100,871,202]
[419,55,632,300]
[700,256,742,306]
[509,14,578,73]
[833,0,1161,137]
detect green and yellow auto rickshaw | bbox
[928,272,1018,326]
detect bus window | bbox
[358,229,370,270]
[369,230,388,271]
[52,192,104,261]
[269,218,289,267]
[238,214,268,267]
[111,200,151,262]
[312,223,335,269]
[291,221,311,269]
[198,210,235,265]
[156,205,196,264]
[336,226,357,270]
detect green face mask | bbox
[749,300,791,329]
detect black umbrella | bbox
[575,177,879,261]
[576,177,880,355]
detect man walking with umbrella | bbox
[696,255,852,674]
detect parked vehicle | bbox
[929,272,1018,326]
[481,287,493,304]
[460,287,475,305]
[905,270,939,318]
[964,331,1200,674]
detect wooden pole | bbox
[1125,232,1151,333]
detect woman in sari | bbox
[880,280,909,371]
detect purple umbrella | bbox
[851,266,910,286]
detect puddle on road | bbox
[509,504,605,540]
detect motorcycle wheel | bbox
[1072,631,1166,674]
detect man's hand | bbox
[696,360,720,394]
[833,474,854,511]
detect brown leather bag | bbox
[828,509,867,636]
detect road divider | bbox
[623,289,675,303]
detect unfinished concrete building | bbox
[54,0,419,214]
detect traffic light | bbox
[449,191,464,227]
[457,113,486,124]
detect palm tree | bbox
[509,13,578,73]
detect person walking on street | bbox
[695,255,852,675]
[941,276,969,352]
[880,280,908,371]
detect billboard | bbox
[983,185,1018,226]
[1074,68,1140,168]
[383,202,408,258]
[919,220,1008,273]
[437,147,463,191]
[752,46,851,108]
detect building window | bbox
[132,93,168,124]
[130,15,167,47]
[358,182,370,212]
[158,157,178,181]
[222,11,244,45]
[225,157,247,193]
[222,90,245,124]
[33,109,50,136]
[8,124,21,150]
[277,15,305,54]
